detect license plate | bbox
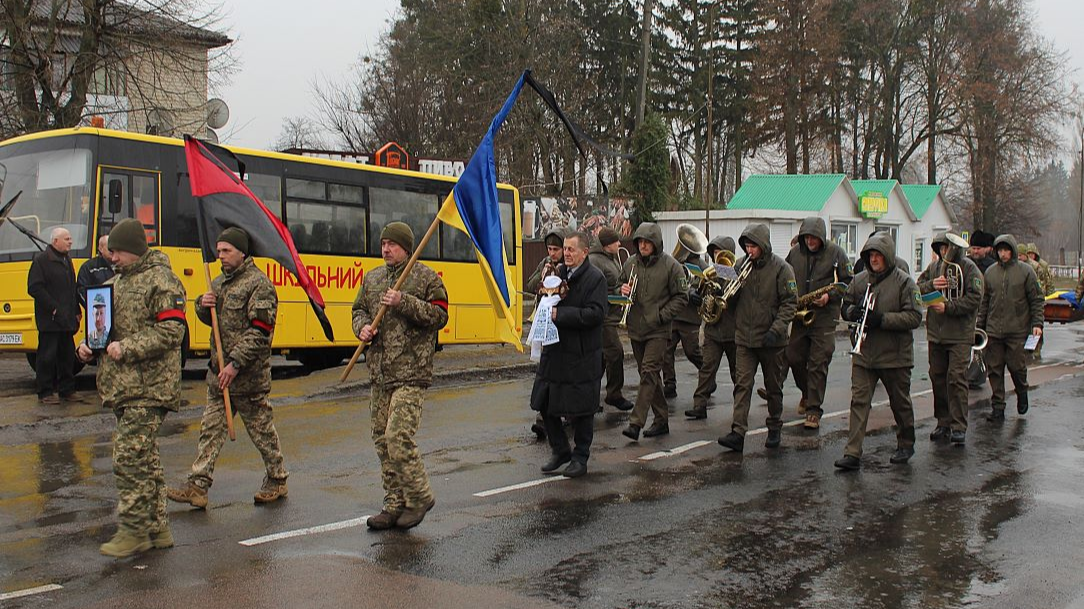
[0,333,22,345]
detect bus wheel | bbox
[26,353,85,375]
[297,348,346,370]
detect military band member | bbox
[353,222,449,530]
[686,236,738,420]
[717,223,797,453]
[978,235,1044,422]
[662,244,705,399]
[76,218,187,557]
[531,232,608,478]
[834,233,922,470]
[619,222,688,440]
[588,227,633,411]
[918,232,983,445]
[167,228,288,509]
[527,227,568,439]
[785,217,851,429]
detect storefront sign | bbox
[859,191,889,219]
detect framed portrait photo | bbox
[85,285,114,351]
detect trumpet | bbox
[850,284,877,356]
[618,270,638,329]
[717,259,752,309]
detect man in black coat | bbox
[77,234,115,307]
[529,231,608,478]
[27,227,83,403]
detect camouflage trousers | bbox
[371,384,433,514]
[187,391,288,489]
[114,406,167,536]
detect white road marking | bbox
[638,440,714,461]
[0,584,63,601]
[473,476,567,498]
[238,516,370,546]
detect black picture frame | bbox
[85,284,113,351]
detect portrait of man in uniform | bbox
[86,286,112,351]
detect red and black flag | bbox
[183,135,334,341]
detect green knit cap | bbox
[218,227,250,255]
[107,218,148,255]
[380,221,414,253]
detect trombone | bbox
[850,284,877,356]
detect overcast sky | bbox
[218,0,1084,151]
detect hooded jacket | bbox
[674,247,708,325]
[917,232,983,345]
[704,235,737,342]
[588,241,623,324]
[785,217,852,331]
[977,234,1044,339]
[731,223,797,348]
[526,228,568,294]
[620,222,688,341]
[842,233,922,369]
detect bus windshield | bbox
[0,142,94,261]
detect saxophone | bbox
[794,282,848,326]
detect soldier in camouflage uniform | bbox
[1026,243,1055,296]
[352,222,449,530]
[77,218,187,558]
[166,228,288,509]
[1017,243,1048,360]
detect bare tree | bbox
[271,116,326,152]
[0,0,235,139]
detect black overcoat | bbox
[529,258,607,417]
[27,245,80,333]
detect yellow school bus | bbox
[0,128,522,369]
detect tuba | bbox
[940,233,970,301]
[673,223,708,261]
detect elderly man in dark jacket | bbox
[530,231,608,478]
[785,217,852,430]
[978,234,1044,421]
[835,233,923,470]
[28,227,83,404]
[718,223,797,453]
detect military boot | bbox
[166,482,208,509]
[150,526,174,549]
[797,397,808,415]
[396,498,436,529]
[254,478,288,504]
[1016,389,1029,415]
[366,510,401,531]
[100,531,152,558]
[684,405,707,420]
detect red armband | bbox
[430,299,448,311]
[251,319,273,336]
[156,309,186,324]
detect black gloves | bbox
[764,329,782,347]
[866,310,883,329]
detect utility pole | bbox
[635,0,654,130]
[1078,120,1083,275]
[705,2,715,238]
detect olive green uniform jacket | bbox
[620,222,688,342]
[842,233,923,369]
[588,244,623,324]
[978,235,1044,340]
[96,250,187,411]
[731,223,797,348]
[916,235,984,345]
[785,217,852,331]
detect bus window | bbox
[245,173,283,219]
[500,200,516,264]
[99,169,158,245]
[0,146,93,258]
[441,223,476,262]
[369,187,438,259]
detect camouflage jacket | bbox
[1035,259,1055,295]
[96,250,187,411]
[351,260,449,388]
[196,257,277,396]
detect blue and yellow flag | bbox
[437,74,529,350]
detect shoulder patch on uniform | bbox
[787,279,798,295]
[913,290,922,307]
[173,296,186,309]
[971,276,982,292]
[677,275,690,291]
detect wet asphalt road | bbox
[2,328,1084,608]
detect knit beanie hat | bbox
[107,218,149,256]
[597,227,620,247]
[218,227,250,256]
[380,221,414,253]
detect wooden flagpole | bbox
[339,215,442,383]
[203,262,236,441]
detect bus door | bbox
[98,168,160,245]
